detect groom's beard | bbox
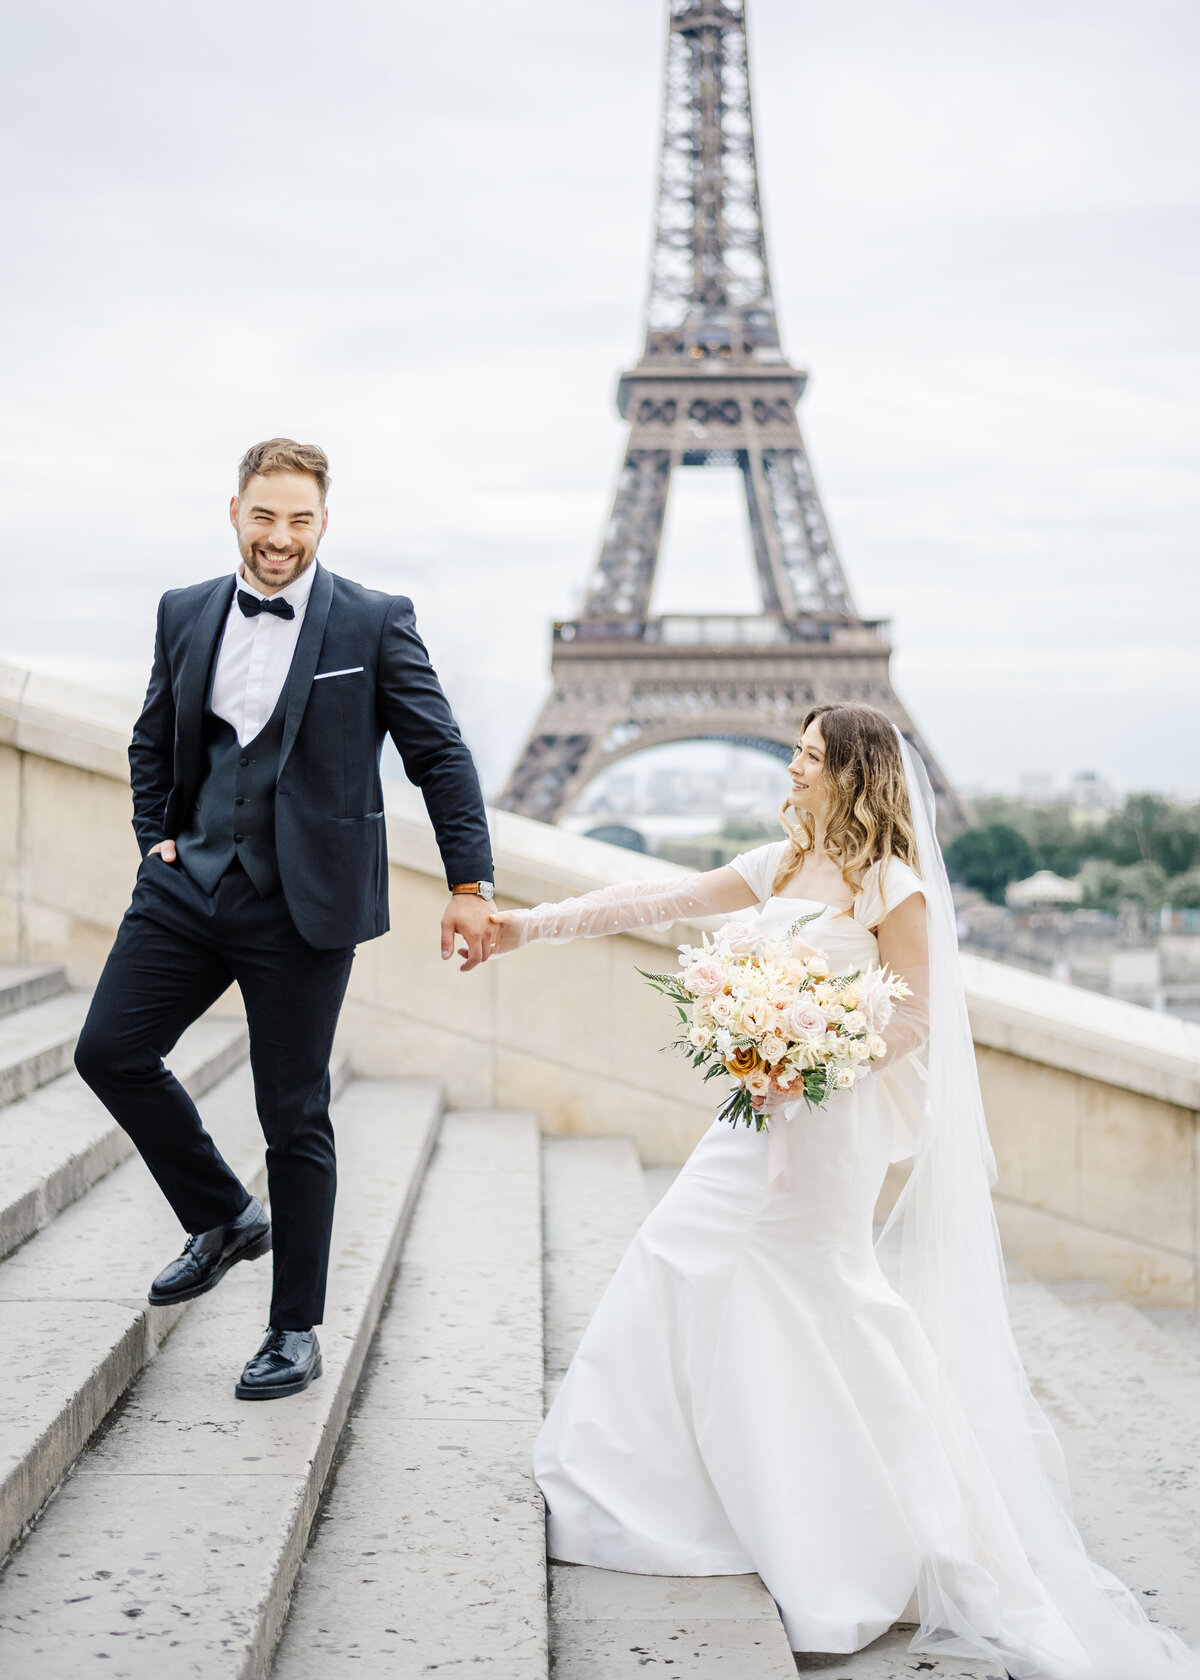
[239,544,316,591]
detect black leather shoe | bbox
[148,1196,271,1307]
[235,1327,322,1400]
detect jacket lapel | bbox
[278,561,333,777]
[175,574,236,801]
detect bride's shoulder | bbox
[854,854,925,925]
[727,839,790,905]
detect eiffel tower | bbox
[500,0,958,828]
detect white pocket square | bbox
[313,667,364,681]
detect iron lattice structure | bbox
[500,0,958,827]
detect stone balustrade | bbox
[3,660,1198,1306]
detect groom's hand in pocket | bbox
[441,894,494,972]
[148,839,177,863]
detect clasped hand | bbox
[439,906,526,969]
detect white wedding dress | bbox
[528,831,1200,1679]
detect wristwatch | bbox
[451,881,495,900]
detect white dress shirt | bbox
[210,562,317,745]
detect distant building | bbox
[1006,871,1084,908]
[1017,772,1056,805]
[1070,771,1117,812]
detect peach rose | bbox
[740,999,771,1035]
[759,1032,788,1065]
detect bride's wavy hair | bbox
[771,703,920,901]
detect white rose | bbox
[688,1024,713,1050]
[842,1009,866,1034]
[824,1002,846,1025]
[835,1067,856,1089]
[866,1033,887,1059]
[848,1039,869,1063]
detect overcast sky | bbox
[2,0,1197,798]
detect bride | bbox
[488,703,1198,1679]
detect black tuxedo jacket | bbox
[128,562,493,949]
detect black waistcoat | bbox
[176,669,292,898]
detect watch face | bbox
[479,881,495,900]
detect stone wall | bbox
[2,661,1197,1306]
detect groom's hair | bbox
[238,438,330,502]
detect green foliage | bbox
[1077,859,1169,913]
[964,794,1200,899]
[944,824,1035,903]
[972,798,1094,878]
[1166,868,1200,910]
[719,815,779,843]
[1092,796,1200,874]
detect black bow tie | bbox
[237,589,295,621]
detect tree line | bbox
[944,795,1200,910]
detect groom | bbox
[75,438,495,1399]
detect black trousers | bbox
[75,854,355,1329]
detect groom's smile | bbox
[230,468,328,594]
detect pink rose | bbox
[782,999,827,1038]
[682,957,725,997]
[716,922,761,958]
[858,972,895,1032]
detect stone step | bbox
[543,1135,649,1405]
[543,1137,796,1679]
[0,1046,348,1562]
[1006,1276,1200,1647]
[1142,1305,1200,1365]
[271,1109,547,1678]
[0,1012,250,1263]
[0,989,92,1109]
[792,1628,1009,1677]
[0,1077,442,1679]
[0,965,68,1021]
[1011,1278,1200,1527]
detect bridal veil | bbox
[885,734,1198,1677]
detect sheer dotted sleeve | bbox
[501,872,744,949]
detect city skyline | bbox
[1,0,1197,799]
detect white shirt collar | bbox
[235,557,319,611]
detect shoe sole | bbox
[234,1352,323,1401]
[147,1227,273,1307]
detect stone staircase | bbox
[0,962,1195,1677]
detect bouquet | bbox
[642,913,911,1131]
